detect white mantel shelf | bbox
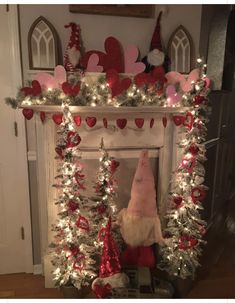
[20,105,190,114]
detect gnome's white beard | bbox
[92,272,129,290]
[117,208,165,247]
[147,49,165,67]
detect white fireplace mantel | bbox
[27,105,183,287]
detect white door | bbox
[0,5,33,274]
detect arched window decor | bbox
[167,25,194,74]
[28,16,60,70]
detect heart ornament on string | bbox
[116,118,127,129]
[22,108,34,120]
[52,113,63,125]
[135,118,144,128]
[85,116,97,128]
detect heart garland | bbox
[73,115,81,127]
[162,117,167,128]
[86,116,97,128]
[135,118,144,128]
[116,118,127,129]
[52,113,63,125]
[22,108,34,120]
[40,111,46,123]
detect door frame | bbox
[7,4,33,273]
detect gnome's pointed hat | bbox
[64,22,81,50]
[99,218,121,278]
[150,11,163,51]
[127,150,157,217]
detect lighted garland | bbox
[158,62,210,279]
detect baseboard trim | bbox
[33,264,43,275]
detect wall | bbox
[18,4,202,266]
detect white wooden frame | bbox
[9,5,33,273]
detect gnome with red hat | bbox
[117,150,165,268]
[92,218,129,298]
[142,11,169,73]
[64,22,82,71]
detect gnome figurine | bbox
[64,22,82,71]
[142,12,169,73]
[117,150,164,267]
[92,218,129,298]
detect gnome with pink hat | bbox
[92,218,129,298]
[117,150,165,267]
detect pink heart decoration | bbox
[165,69,199,92]
[86,53,103,72]
[52,113,63,125]
[34,65,66,90]
[182,157,196,173]
[40,111,46,123]
[73,115,81,127]
[166,85,181,106]
[124,45,145,75]
[22,109,34,120]
[85,117,97,128]
[150,118,154,129]
[135,118,144,128]
[116,118,127,129]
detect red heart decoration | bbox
[73,255,85,271]
[22,109,34,120]
[179,235,198,250]
[21,80,42,96]
[162,117,167,128]
[135,118,144,128]
[183,112,194,130]
[191,187,207,203]
[40,111,46,123]
[76,215,89,231]
[116,118,127,129]
[193,95,206,105]
[62,82,80,97]
[93,283,112,299]
[80,37,124,73]
[55,146,64,159]
[134,72,148,87]
[182,157,196,173]
[103,118,108,128]
[189,144,199,155]
[66,131,81,148]
[73,115,81,127]
[110,159,120,174]
[173,196,183,208]
[173,115,185,126]
[52,113,63,125]
[68,200,78,212]
[85,116,97,128]
[106,69,131,97]
[150,118,154,129]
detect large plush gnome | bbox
[117,150,164,250]
[142,12,169,73]
[92,218,129,298]
[64,22,82,71]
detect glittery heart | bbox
[66,131,81,148]
[76,215,89,231]
[191,187,207,203]
[103,118,108,128]
[135,118,144,128]
[116,118,127,129]
[166,85,181,106]
[85,116,97,128]
[173,115,185,126]
[73,115,81,127]
[52,113,63,125]
[183,112,194,130]
[22,108,34,120]
[40,111,46,123]
[162,117,167,128]
[150,118,154,129]
[21,80,42,97]
[173,196,183,208]
[62,82,80,96]
[68,200,78,212]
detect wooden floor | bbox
[1,234,235,298]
